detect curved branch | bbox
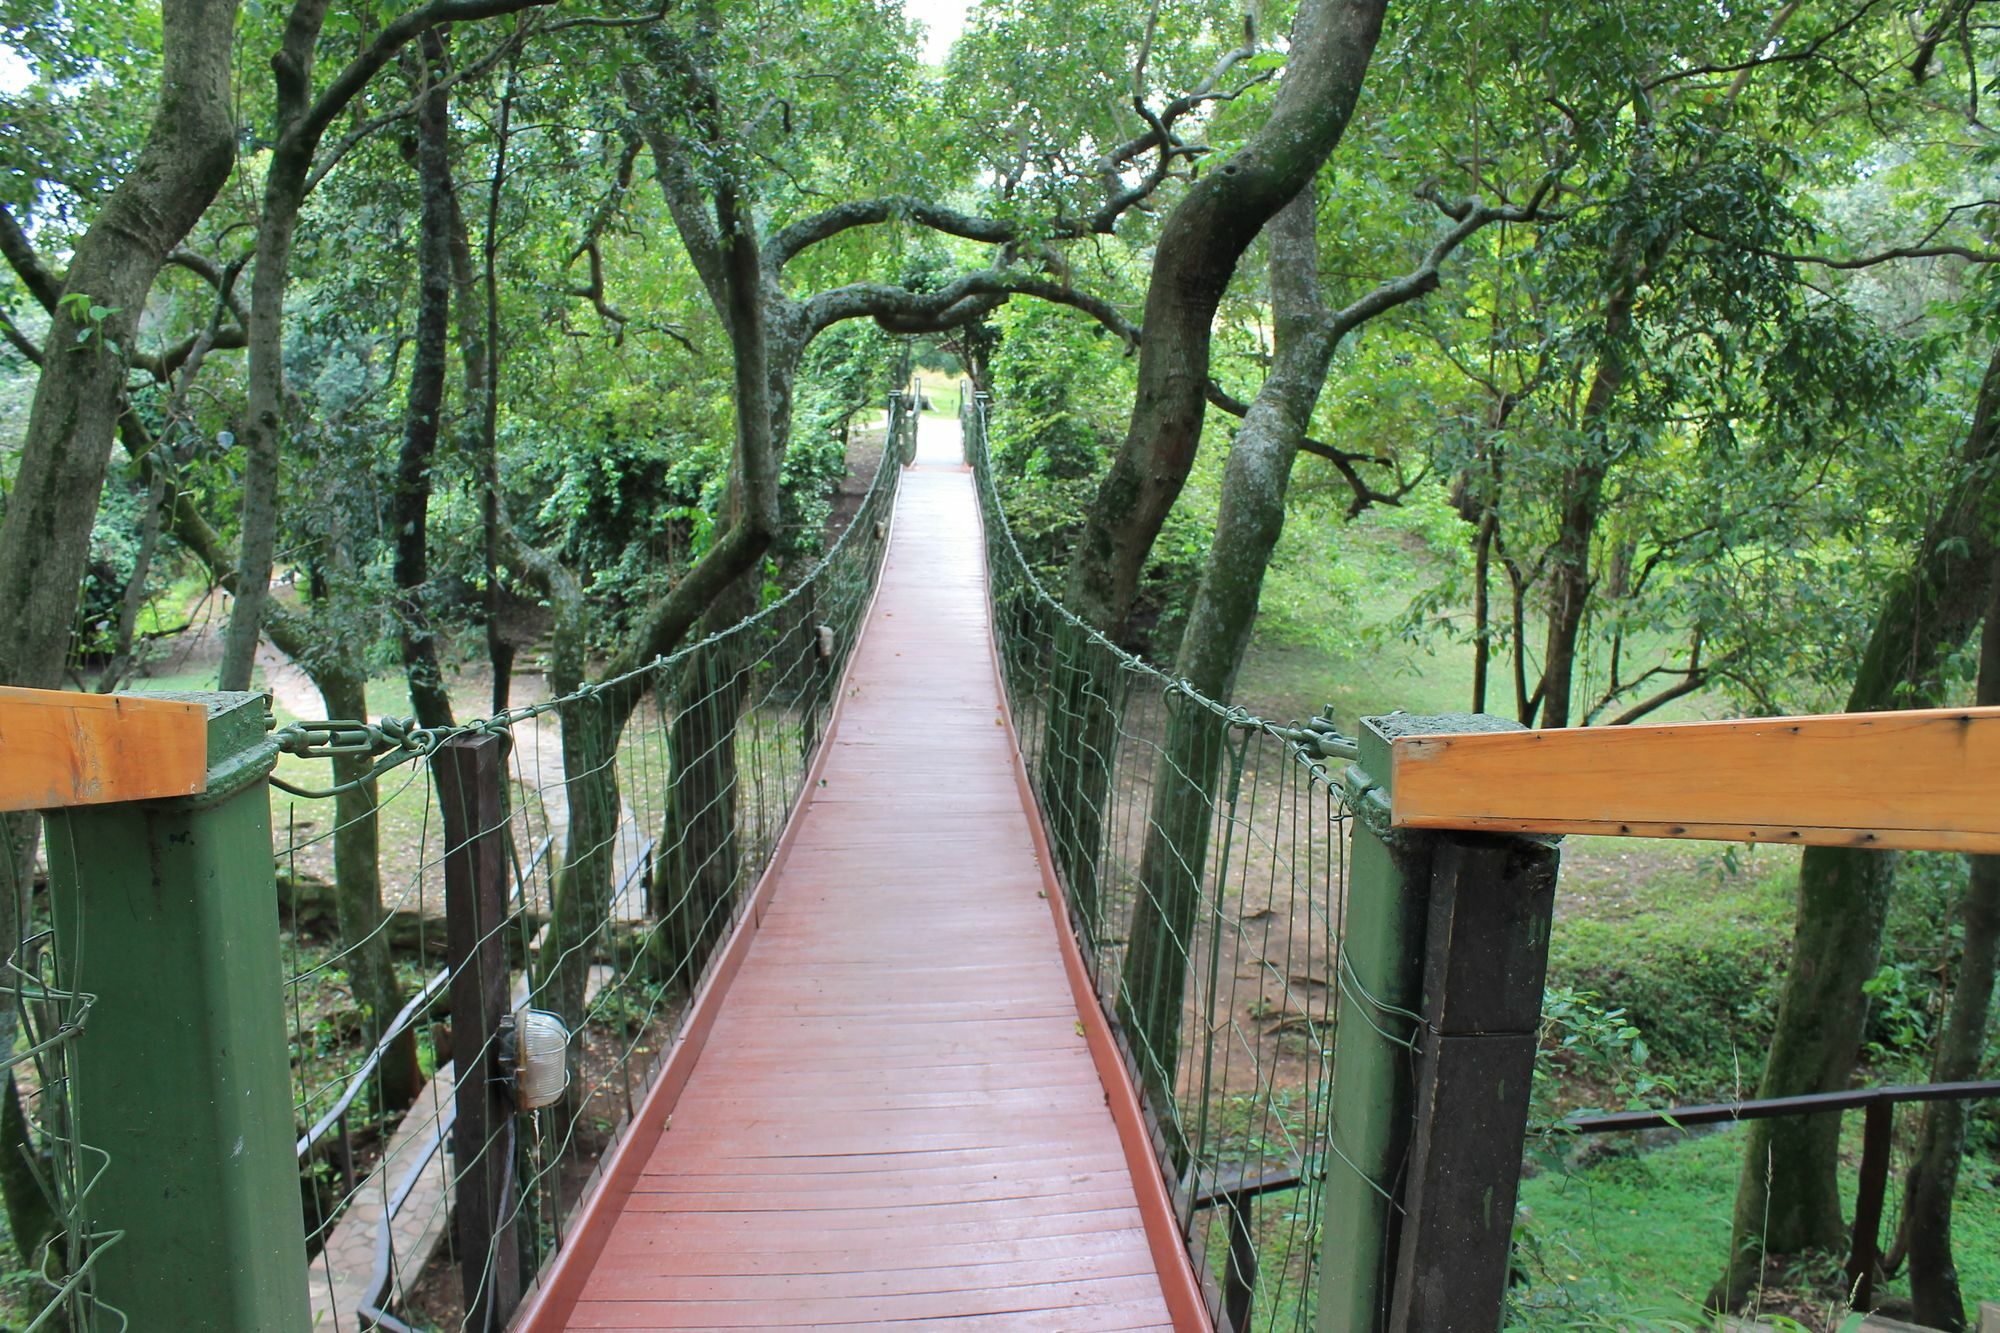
[294,0,558,156]
[1641,0,1886,91]
[302,27,533,195]
[0,310,43,365]
[1694,228,2000,269]
[769,197,1020,271]
[1325,187,1548,341]
[0,204,61,313]
[804,266,1141,344]
[772,16,1266,271]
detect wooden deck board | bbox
[539,463,1180,1327]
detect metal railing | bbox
[1566,1079,2000,1312]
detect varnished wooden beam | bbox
[0,686,208,812]
[1388,706,2000,853]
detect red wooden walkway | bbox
[518,438,1203,1329]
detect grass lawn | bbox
[1513,1126,2000,1330]
[1234,486,1739,732]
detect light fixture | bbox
[503,1008,571,1111]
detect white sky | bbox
[903,0,973,65]
[0,47,28,95]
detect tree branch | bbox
[770,17,1266,271]
[1691,223,2000,268]
[292,0,557,158]
[0,310,43,365]
[303,26,533,195]
[1325,184,1551,340]
[0,204,61,313]
[804,266,1141,342]
[1641,0,1886,91]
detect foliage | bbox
[4,0,2000,1315]
[984,300,1209,651]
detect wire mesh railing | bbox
[963,388,1362,1330]
[270,397,905,1330]
[2,814,117,1331]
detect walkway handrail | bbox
[20,391,915,1331]
[1348,700,2000,1331]
[963,387,1349,1331]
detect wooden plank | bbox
[0,685,206,812]
[1388,838,1560,1333]
[1390,705,2000,852]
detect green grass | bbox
[1235,490,1729,732]
[1512,1126,2000,1329]
[1548,839,1799,1100]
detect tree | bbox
[1062,0,1387,635]
[217,0,556,692]
[391,31,462,732]
[1891,557,2000,1330]
[1716,334,2000,1307]
[0,0,239,1269]
[1118,174,1545,1096]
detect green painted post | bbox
[1316,713,1522,1333]
[42,691,310,1330]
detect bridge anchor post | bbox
[43,691,311,1330]
[1318,713,1560,1333]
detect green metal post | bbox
[1316,713,1521,1333]
[43,691,310,1330]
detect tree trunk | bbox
[218,147,313,690]
[652,580,753,982]
[1716,337,2000,1310]
[0,0,238,1272]
[540,687,623,1033]
[640,305,803,980]
[1117,189,1333,1112]
[391,32,458,732]
[1532,254,1643,727]
[0,0,238,695]
[1063,0,1386,635]
[472,60,517,713]
[1040,0,1380,933]
[1471,501,1496,715]
[95,464,169,694]
[1898,563,2000,1330]
[1037,620,1123,939]
[317,669,422,1113]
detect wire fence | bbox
[271,398,906,1330]
[2,816,118,1332]
[963,388,1364,1330]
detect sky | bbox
[903,0,973,65]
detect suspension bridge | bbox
[7,387,2000,1333]
[513,415,1199,1328]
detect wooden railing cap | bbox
[0,685,210,813]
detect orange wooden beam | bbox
[1389,706,2000,854]
[0,686,207,813]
